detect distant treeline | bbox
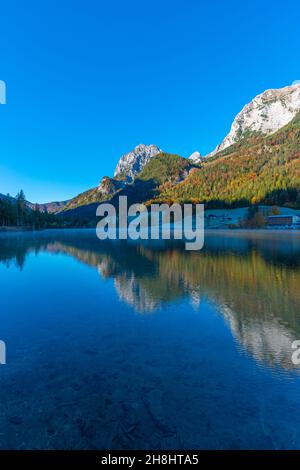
[0,190,85,229]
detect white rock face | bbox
[221,303,297,370]
[188,151,202,163]
[209,83,300,156]
[114,144,162,181]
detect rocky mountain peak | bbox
[208,82,300,156]
[114,144,162,181]
[188,151,202,163]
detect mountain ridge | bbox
[0,193,69,214]
[158,111,300,207]
[114,143,162,181]
[63,108,300,218]
[4,83,299,219]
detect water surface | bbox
[0,229,300,449]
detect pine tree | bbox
[16,190,27,226]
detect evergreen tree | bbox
[16,190,27,226]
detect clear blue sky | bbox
[0,0,299,203]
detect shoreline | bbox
[0,226,32,232]
[1,226,300,236]
[205,228,300,238]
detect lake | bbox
[0,229,300,449]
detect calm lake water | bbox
[1,229,300,449]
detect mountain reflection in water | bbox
[1,229,300,372]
